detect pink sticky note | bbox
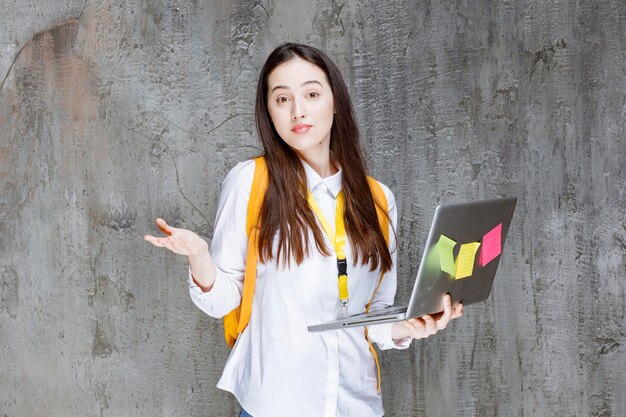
[479,223,502,266]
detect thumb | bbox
[156,218,173,236]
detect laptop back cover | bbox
[405,196,517,318]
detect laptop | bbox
[307,196,517,332]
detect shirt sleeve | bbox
[188,160,255,318]
[365,183,413,350]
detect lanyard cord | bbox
[307,190,350,316]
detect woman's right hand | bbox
[145,218,216,291]
[144,218,208,258]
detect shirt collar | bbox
[301,158,343,198]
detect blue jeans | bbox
[239,409,253,417]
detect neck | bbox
[298,148,338,178]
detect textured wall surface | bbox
[1,1,625,416]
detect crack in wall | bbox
[0,19,81,92]
[2,13,257,238]
[108,97,213,230]
[67,47,259,236]
[79,0,88,19]
[106,94,260,234]
[161,110,256,137]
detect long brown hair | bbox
[255,43,393,273]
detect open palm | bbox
[144,218,208,257]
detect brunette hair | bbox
[255,42,393,273]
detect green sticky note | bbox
[437,234,457,276]
[454,242,481,279]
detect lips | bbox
[291,124,312,134]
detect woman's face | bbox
[266,57,335,158]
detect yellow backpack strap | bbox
[223,156,268,347]
[363,176,390,392]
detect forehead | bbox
[267,56,330,90]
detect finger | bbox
[452,304,464,318]
[437,316,450,331]
[422,315,437,335]
[144,234,165,247]
[156,218,173,236]
[442,294,452,320]
[408,318,424,330]
[158,237,175,250]
[438,308,451,330]
[436,295,452,330]
[163,237,183,253]
[422,315,435,325]
[407,318,425,339]
[162,237,189,255]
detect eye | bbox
[276,96,289,104]
[307,91,319,99]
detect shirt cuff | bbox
[188,267,232,317]
[367,322,413,350]
[188,267,211,295]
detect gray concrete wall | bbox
[1,1,624,416]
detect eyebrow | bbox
[271,80,323,93]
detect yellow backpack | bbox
[222,156,390,391]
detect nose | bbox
[291,98,306,120]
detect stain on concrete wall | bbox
[1,1,624,416]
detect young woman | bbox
[145,43,462,417]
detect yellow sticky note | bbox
[454,242,481,279]
[437,234,457,276]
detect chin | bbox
[283,136,323,152]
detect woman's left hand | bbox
[391,294,463,342]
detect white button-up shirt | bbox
[189,159,411,417]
